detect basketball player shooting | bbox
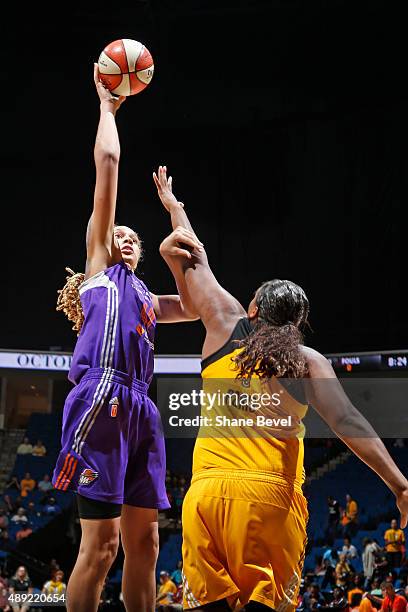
[51,72,200,612]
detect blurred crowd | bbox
[0,562,66,612]
[16,438,47,457]
[161,471,190,528]
[156,561,183,611]
[326,494,360,540]
[0,473,60,544]
[300,507,407,612]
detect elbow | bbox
[95,149,120,166]
[331,410,373,439]
[184,311,200,321]
[180,302,200,321]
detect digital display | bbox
[327,354,382,372]
[383,355,408,369]
[327,353,408,372]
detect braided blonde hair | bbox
[56,268,85,334]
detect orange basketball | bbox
[98,39,154,96]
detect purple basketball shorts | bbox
[52,367,169,509]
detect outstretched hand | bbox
[94,64,126,113]
[153,165,183,212]
[159,227,203,260]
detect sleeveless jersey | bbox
[193,318,308,489]
[69,261,156,385]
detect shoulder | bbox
[301,345,326,364]
[301,345,336,377]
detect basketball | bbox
[98,39,154,96]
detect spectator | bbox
[43,497,61,516]
[342,494,358,538]
[163,583,183,611]
[350,592,363,612]
[384,519,405,569]
[49,559,61,581]
[370,578,383,596]
[0,572,8,593]
[0,526,8,543]
[3,495,22,515]
[320,586,348,610]
[314,555,327,577]
[20,473,36,498]
[368,581,406,612]
[335,553,351,588]
[359,596,376,612]
[342,537,358,564]
[16,438,32,455]
[327,495,340,539]
[26,501,40,520]
[171,560,183,586]
[322,545,339,590]
[363,538,381,584]
[373,549,390,582]
[8,566,32,612]
[302,583,326,610]
[156,571,177,609]
[11,508,28,525]
[0,511,8,531]
[4,476,20,492]
[42,569,67,597]
[0,580,11,612]
[16,525,33,541]
[38,474,53,493]
[32,439,47,457]
[348,575,364,604]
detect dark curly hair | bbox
[234,279,310,379]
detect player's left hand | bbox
[396,487,408,528]
[153,165,183,212]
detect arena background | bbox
[2,1,408,610]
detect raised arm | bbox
[303,345,408,527]
[85,65,126,279]
[153,166,246,357]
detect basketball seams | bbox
[120,39,131,75]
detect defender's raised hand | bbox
[153,165,184,212]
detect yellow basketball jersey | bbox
[192,318,308,490]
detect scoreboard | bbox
[326,352,408,373]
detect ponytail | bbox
[56,268,85,334]
[234,321,308,379]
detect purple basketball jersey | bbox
[69,261,155,386]
[52,262,169,508]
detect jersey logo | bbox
[79,469,99,486]
[109,397,119,417]
[136,322,155,350]
[136,324,145,336]
[141,302,156,328]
